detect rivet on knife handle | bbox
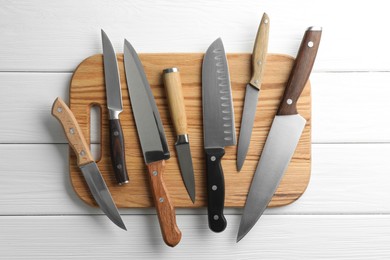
[277,27,322,115]
[51,97,94,166]
[249,13,270,89]
[146,160,182,247]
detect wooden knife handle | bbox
[277,27,322,115]
[163,68,188,135]
[51,97,94,166]
[109,119,129,184]
[146,160,182,247]
[249,12,270,89]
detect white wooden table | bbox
[1,1,390,259]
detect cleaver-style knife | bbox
[237,27,322,242]
[163,68,196,203]
[202,38,236,232]
[52,97,126,231]
[101,30,129,185]
[237,13,270,171]
[124,40,182,247]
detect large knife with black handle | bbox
[237,26,322,242]
[52,97,126,231]
[202,38,236,232]
[237,13,270,171]
[101,30,129,185]
[124,40,181,247]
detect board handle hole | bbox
[89,104,102,162]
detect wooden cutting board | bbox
[69,53,311,208]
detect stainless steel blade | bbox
[123,39,168,163]
[175,138,195,203]
[236,84,260,171]
[80,162,126,230]
[101,29,123,119]
[237,114,306,242]
[202,38,236,149]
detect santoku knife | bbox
[202,38,236,232]
[237,26,322,242]
[124,40,181,247]
[101,29,129,185]
[52,97,126,231]
[237,13,270,171]
[163,68,196,203]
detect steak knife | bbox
[124,40,181,247]
[163,68,196,203]
[202,38,236,232]
[237,27,322,242]
[237,13,270,171]
[101,29,129,185]
[52,97,126,231]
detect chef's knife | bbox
[52,97,127,231]
[163,68,196,203]
[101,29,129,185]
[202,38,236,232]
[237,13,270,171]
[237,27,322,242]
[124,40,181,247]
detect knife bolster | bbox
[176,134,189,145]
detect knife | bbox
[51,97,127,231]
[237,26,322,242]
[202,38,236,232]
[124,40,182,247]
[162,68,196,203]
[237,13,270,171]
[101,29,129,185]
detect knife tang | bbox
[205,148,227,232]
[52,97,94,166]
[146,160,182,247]
[108,119,128,184]
[277,27,322,115]
[163,68,188,136]
[249,13,270,89]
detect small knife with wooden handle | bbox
[52,97,126,231]
[163,68,196,203]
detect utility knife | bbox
[237,27,322,242]
[52,97,126,231]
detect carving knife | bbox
[124,40,182,247]
[202,38,236,232]
[101,29,129,185]
[237,13,270,171]
[163,68,196,203]
[237,27,322,242]
[51,97,127,231]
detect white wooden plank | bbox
[0,0,389,72]
[0,143,389,215]
[2,72,390,144]
[0,215,389,259]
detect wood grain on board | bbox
[69,53,311,208]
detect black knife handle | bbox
[205,148,227,232]
[109,119,129,184]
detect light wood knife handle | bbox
[147,160,182,247]
[163,68,188,135]
[249,12,270,89]
[51,97,94,166]
[277,27,322,115]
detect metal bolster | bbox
[176,134,189,145]
[108,109,121,120]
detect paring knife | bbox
[202,38,236,232]
[124,40,182,247]
[163,68,196,203]
[51,97,127,231]
[101,29,129,185]
[237,13,270,171]
[237,27,322,242]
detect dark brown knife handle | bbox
[109,119,129,184]
[205,148,227,232]
[147,160,182,247]
[277,27,322,116]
